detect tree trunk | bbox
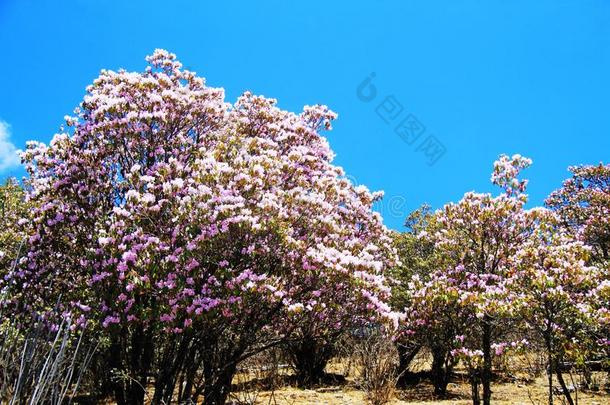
[180,350,200,403]
[555,365,575,405]
[108,336,127,405]
[126,325,154,405]
[202,362,238,405]
[470,369,481,405]
[289,338,333,387]
[126,382,145,405]
[152,335,192,404]
[481,320,492,405]
[431,346,451,397]
[545,333,553,405]
[396,342,419,383]
[547,360,554,405]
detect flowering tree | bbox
[5,50,395,405]
[390,204,437,312]
[590,278,610,378]
[390,205,457,392]
[406,154,535,405]
[512,209,601,405]
[546,163,610,264]
[400,264,468,396]
[284,282,380,387]
[0,179,27,279]
[546,163,610,386]
[283,240,395,388]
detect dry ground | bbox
[96,355,610,404]
[100,372,610,404]
[244,377,609,405]
[228,356,610,405]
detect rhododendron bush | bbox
[393,155,609,405]
[3,50,395,405]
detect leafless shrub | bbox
[0,313,98,404]
[519,350,547,382]
[352,329,400,405]
[229,348,283,405]
[334,333,359,378]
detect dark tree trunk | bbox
[126,382,145,405]
[555,364,575,405]
[180,355,199,403]
[547,359,554,405]
[97,352,117,401]
[396,341,419,383]
[545,333,554,405]
[108,336,127,405]
[289,337,334,387]
[152,335,192,404]
[126,325,154,405]
[470,369,481,405]
[202,362,238,405]
[481,320,492,405]
[431,346,452,397]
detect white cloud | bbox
[0,120,21,172]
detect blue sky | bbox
[1,0,609,229]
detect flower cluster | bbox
[0,179,28,280]
[546,163,610,265]
[491,153,532,198]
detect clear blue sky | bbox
[1,0,609,229]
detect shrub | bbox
[353,329,400,405]
[0,312,97,404]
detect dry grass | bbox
[94,353,610,404]
[98,372,610,404]
[245,376,609,405]
[229,355,610,405]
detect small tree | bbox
[387,205,437,381]
[354,328,400,405]
[546,163,610,387]
[410,154,535,405]
[391,205,464,394]
[513,210,602,405]
[400,266,465,396]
